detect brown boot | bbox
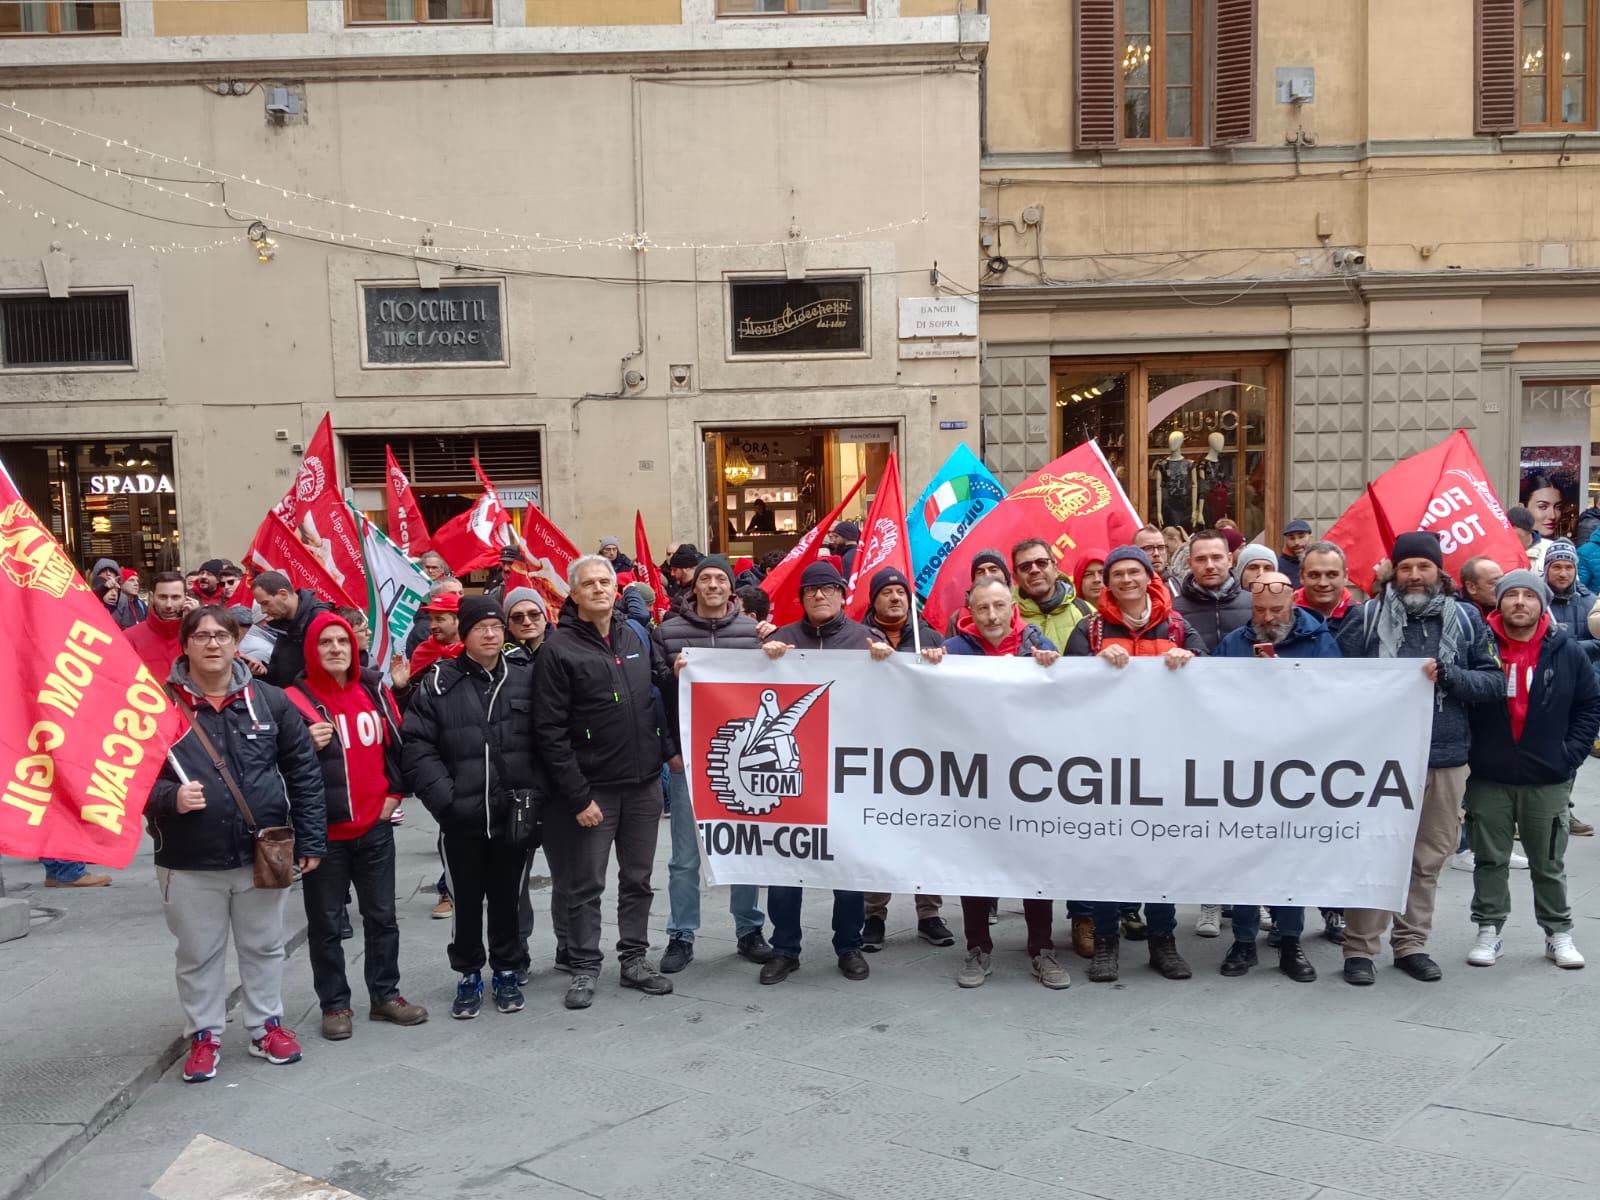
[370,996,429,1026]
[1071,916,1095,959]
[45,873,111,888]
[1087,934,1120,982]
[320,1009,353,1041]
[1147,933,1193,980]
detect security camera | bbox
[1333,248,1366,269]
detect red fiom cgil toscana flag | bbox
[0,461,186,866]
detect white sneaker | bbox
[1195,905,1222,938]
[1509,850,1529,870]
[1449,850,1475,871]
[1547,933,1586,969]
[1466,924,1502,967]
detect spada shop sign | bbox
[730,276,865,355]
[85,474,174,496]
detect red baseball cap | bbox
[420,592,461,614]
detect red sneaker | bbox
[248,1017,303,1065]
[183,1032,219,1083]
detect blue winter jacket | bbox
[1577,537,1600,591]
[1214,606,1340,659]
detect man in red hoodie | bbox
[291,612,429,1040]
[125,571,195,680]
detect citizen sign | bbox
[86,474,174,496]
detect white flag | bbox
[355,506,430,684]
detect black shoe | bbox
[861,916,886,953]
[1147,932,1191,980]
[1220,942,1257,977]
[564,974,595,1010]
[339,907,354,940]
[759,954,799,985]
[1087,934,1120,982]
[619,957,674,995]
[837,951,870,981]
[918,917,956,947]
[1343,956,1376,986]
[1395,952,1442,982]
[553,947,574,975]
[736,931,774,963]
[514,966,531,987]
[492,970,525,1013]
[1120,911,1149,941]
[451,972,483,1020]
[1279,938,1317,983]
[1322,909,1346,945]
[660,938,694,974]
[1265,928,1283,948]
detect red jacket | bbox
[124,612,184,681]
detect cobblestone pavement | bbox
[6,766,1600,1200]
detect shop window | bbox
[1053,352,1281,539]
[727,276,866,358]
[717,1,866,15]
[1518,381,1600,540]
[1074,0,1256,149]
[0,2,120,36]
[0,293,133,369]
[345,0,490,25]
[346,430,542,535]
[4,440,178,574]
[702,425,894,555]
[1477,0,1597,131]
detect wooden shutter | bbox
[1475,0,1520,133]
[1206,0,1257,146]
[1073,0,1121,150]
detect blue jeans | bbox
[1230,904,1305,944]
[1067,900,1140,918]
[767,886,864,959]
[41,859,87,883]
[665,771,764,942]
[1093,901,1174,937]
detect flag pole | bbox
[910,587,924,657]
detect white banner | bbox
[681,652,1433,910]
[357,511,429,685]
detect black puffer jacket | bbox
[1470,622,1600,785]
[770,612,874,650]
[288,667,405,828]
[1171,573,1253,653]
[533,599,676,814]
[402,651,541,837]
[264,589,332,688]
[147,658,327,871]
[864,615,944,653]
[652,597,764,659]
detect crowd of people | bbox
[60,503,1600,1083]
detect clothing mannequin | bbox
[1153,430,1196,529]
[1198,431,1232,526]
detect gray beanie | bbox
[1232,544,1279,582]
[502,586,547,618]
[1495,569,1550,613]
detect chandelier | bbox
[723,444,755,486]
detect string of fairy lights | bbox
[0,98,931,261]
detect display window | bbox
[1052,352,1282,540]
[1519,381,1600,540]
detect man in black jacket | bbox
[758,560,885,984]
[533,555,677,1010]
[1171,529,1252,652]
[1464,570,1600,970]
[149,607,326,1083]
[651,554,771,974]
[402,596,542,1020]
[252,571,331,687]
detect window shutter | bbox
[1206,0,1257,146]
[1073,0,1121,150]
[1475,0,1520,133]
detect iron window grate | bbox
[345,432,542,488]
[0,293,132,368]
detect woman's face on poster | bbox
[1527,486,1562,536]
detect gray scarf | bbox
[1376,585,1459,666]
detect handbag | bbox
[185,715,296,890]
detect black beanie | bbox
[799,560,847,595]
[1390,531,1443,570]
[969,548,1012,587]
[869,566,912,609]
[694,554,734,585]
[669,544,702,570]
[457,595,504,641]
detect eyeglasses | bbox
[509,610,545,624]
[1247,581,1294,594]
[187,631,235,645]
[1014,558,1053,573]
[801,585,843,597]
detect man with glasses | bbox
[1134,525,1172,583]
[1012,537,1084,653]
[503,588,549,657]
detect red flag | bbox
[246,510,361,609]
[384,445,431,557]
[272,413,335,527]
[428,459,518,575]
[634,511,671,621]
[0,466,186,866]
[759,476,867,628]
[844,453,911,622]
[509,501,581,617]
[1327,430,1528,593]
[924,442,1141,632]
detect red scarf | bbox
[1488,611,1549,741]
[955,608,1030,656]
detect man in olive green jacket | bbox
[1012,538,1084,651]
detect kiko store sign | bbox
[361,282,505,366]
[729,276,865,356]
